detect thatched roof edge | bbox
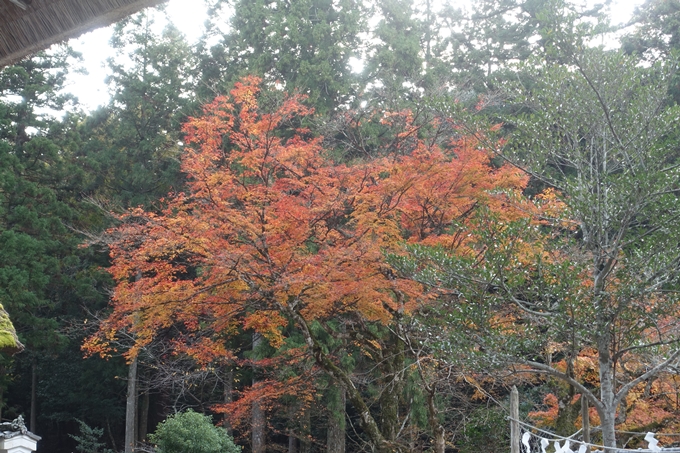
[0,0,167,68]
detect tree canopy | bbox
[4,1,680,452]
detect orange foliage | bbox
[85,76,531,363]
[529,393,560,427]
[214,375,316,433]
[84,78,549,432]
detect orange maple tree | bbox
[85,76,532,451]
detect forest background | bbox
[2,0,680,452]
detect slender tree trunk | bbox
[598,334,617,453]
[300,407,311,453]
[326,387,346,453]
[107,416,117,453]
[379,331,405,442]
[252,333,266,453]
[125,357,138,453]
[581,396,591,453]
[427,386,445,453]
[138,389,149,442]
[224,367,234,436]
[30,358,37,432]
[126,270,142,453]
[288,432,298,453]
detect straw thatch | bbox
[0,0,167,68]
[0,303,23,355]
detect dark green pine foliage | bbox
[0,47,122,452]
[79,13,196,210]
[201,0,365,114]
[0,48,83,353]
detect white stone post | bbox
[0,433,40,453]
[0,416,40,453]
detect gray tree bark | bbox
[224,367,234,436]
[30,359,37,433]
[125,357,138,453]
[252,333,266,453]
[598,334,617,453]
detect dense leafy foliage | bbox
[149,410,240,453]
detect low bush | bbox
[149,410,240,453]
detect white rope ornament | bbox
[523,431,532,453]
[645,432,661,452]
[511,421,670,453]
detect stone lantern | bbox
[0,417,40,453]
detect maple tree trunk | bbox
[125,356,138,453]
[288,308,394,452]
[326,387,346,453]
[252,333,266,453]
[251,387,266,453]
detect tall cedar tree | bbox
[199,0,364,114]
[436,0,608,92]
[0,48,122,452]
[78,13,195,210]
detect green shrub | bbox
[69,419,113,453]
[149,410,240,453]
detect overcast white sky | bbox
[66,0,209,111]
[65,0,646,112]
